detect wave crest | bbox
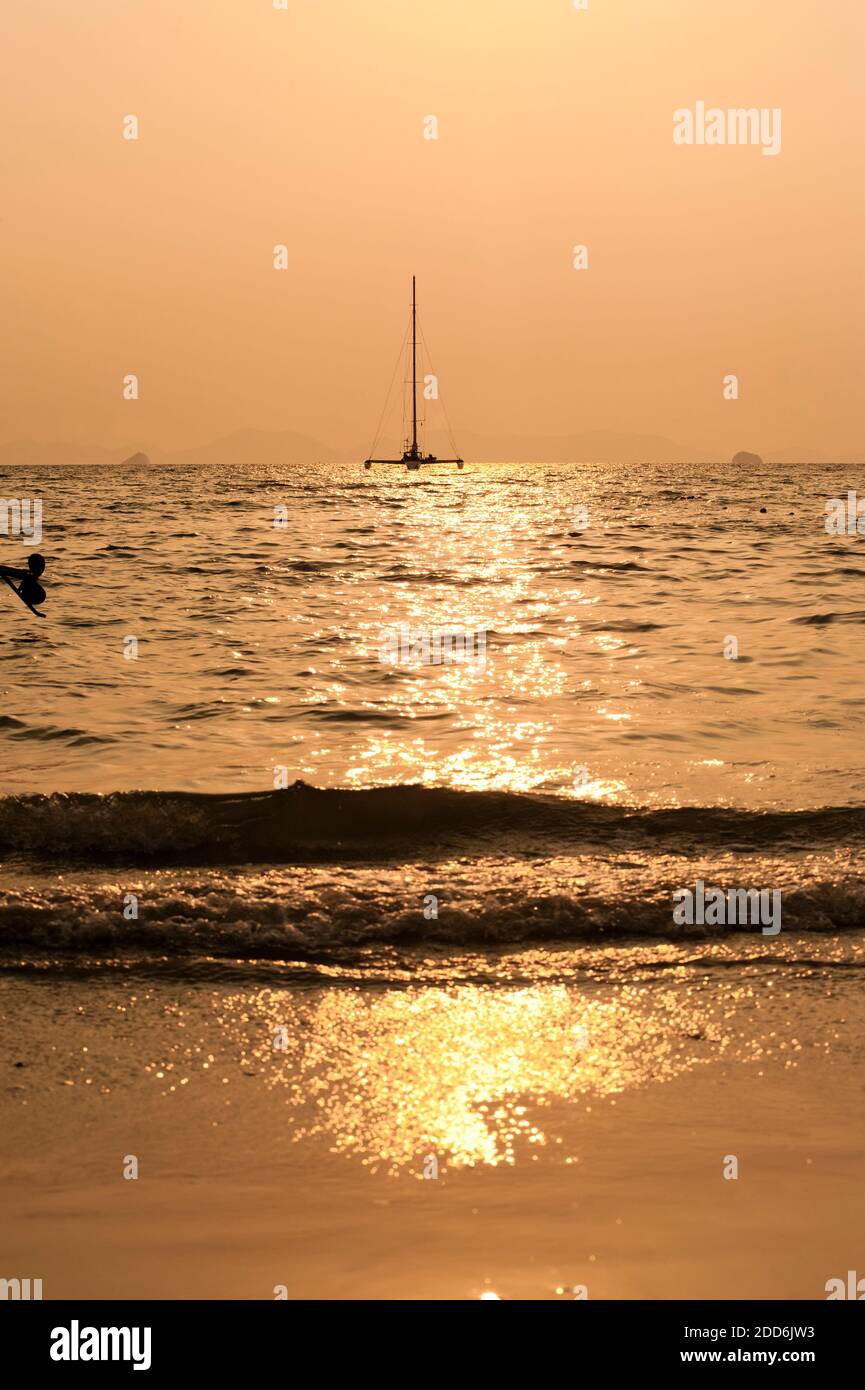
[2,784,865,865]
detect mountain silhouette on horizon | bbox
[0,430,859,468]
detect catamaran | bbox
[364,276,464,471]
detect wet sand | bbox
[1,963,862,1300]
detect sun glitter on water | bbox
[220,981,725,1175]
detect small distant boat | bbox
[364,276,464,471]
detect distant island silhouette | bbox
[0,431,852,468]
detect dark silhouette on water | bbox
[364,276,464,471]
[1,553,46,618]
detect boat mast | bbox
[411,275,418,457]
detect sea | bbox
[0,457,863,978]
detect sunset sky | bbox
[1,0,861,457]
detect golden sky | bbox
[1,0,861,457]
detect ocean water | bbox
[0,458,864,968]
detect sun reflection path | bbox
[222,983,725,1176]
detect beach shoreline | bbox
[2,961,861,1300]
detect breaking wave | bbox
[0,865,864,968]
[0,783,863,968]
[1,783,865,866]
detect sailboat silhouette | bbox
[364,277,464,472]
